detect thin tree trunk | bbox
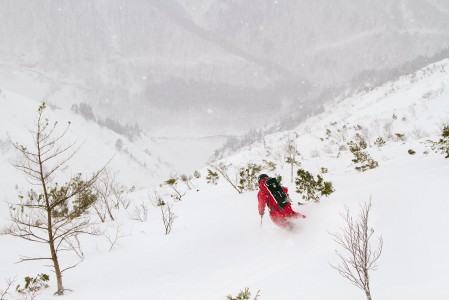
[37,126,64,295]
[106,203,115,221]
[49,239,64,295]
[290,163,294,183]
[365,288,372,300]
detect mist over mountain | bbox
[1,0,448,135]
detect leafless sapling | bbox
[330,200,383,300]
[164,177,188,201]
[151,192,176,235]
[0,278,15,300]
[128,199,149,222]
[91,169,125,222]
[283,134,301,183]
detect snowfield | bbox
[1,59,449,299]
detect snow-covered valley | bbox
[1,60,449,299]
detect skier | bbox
[257,174,306,229]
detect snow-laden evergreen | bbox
[1,59,449,299]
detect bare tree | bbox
[2,103,105,295]
[128,199,149,222]
[151,192,176,235]
[283,134,301,183]
[163,177,188,201]
[103,222,129,252]
[0,278,15,300]
[179,173,196,190]
[330,200,383,300]
[91,169,125,222]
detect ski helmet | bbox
[258,174,269,184]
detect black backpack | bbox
[264,177,289,208]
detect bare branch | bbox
[0,278,15,300]
[330,199,382,300]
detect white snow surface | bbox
[1,60,449,299]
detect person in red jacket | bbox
[257,174,306,229]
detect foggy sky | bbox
[1,0,448,135]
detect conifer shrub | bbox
[238,163,263,192]
[429,125,449,158]
[206,169,219,185]
[374,137,386,148]
[262,160,277,172]
[348,140,379,172]
[408,149,416,155]
[394,133,406,142]
[295,168,334,203]
[16,274,49,299]
[164,177,187,201]
[193,170,201,178]
[226,287,260,300]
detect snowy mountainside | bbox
[0,88,172,194]
[0,60,448,300]
[222,59,449,171]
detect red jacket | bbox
[257,177,303,227]
[257,177,289,215]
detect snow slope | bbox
[1,60,449,299]
[0,89,170,189]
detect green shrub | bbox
[262,160,277,172]
[429,125,449,158]
[295,168,334,203]
[408,149,416,155]
[226,287,260,300]
[238,163,263,192]
[348,140,379,172]
[374,137,386,147]
[16,274,49,299]
[206,169,219,185]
